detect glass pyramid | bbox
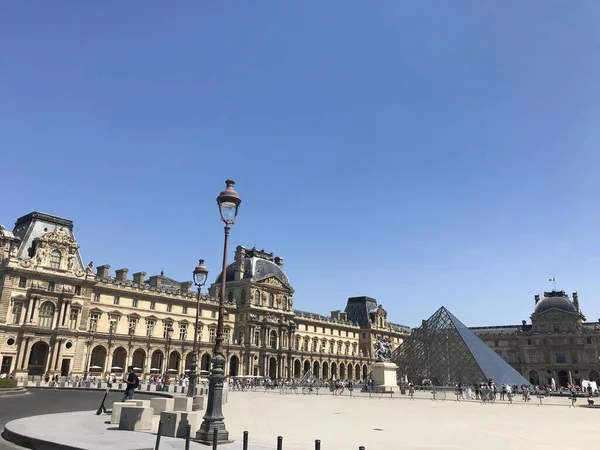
[392,306,530,387]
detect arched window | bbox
[240,290,246,305]
[39,302,55,328]
[50,250,62,269]
[269,330,277,348]
[255,290,261,306]
[269,293,275,308]
[282,296,288,310]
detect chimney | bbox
[180,281,193,293]
[132,271,146,285]
[274,256,284,267]
[522,320,527,326]
[115,268,129,282]
[97,264,111,278]
[573,291,579,310]
[534,294,540,305]
[234,246,246,281]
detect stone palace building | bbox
[471,290,600,387]
[0,212,409,380]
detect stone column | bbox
[28,297,37,323]
[106,349,114,374]
[145,350,152,377]
[62,302,71,327]
[53,339,63,371]
[17,337,31,371]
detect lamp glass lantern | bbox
[193,260,209,287]
[217,179,242,225]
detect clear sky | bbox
[1,1,599,328]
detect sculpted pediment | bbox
[257,275,290,290]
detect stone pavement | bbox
[4,389,600,450]
[4,410,269,450]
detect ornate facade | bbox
[472,290,600,387]
[0,212,409,380]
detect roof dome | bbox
[215,257,289,285]
[534,291,576,314]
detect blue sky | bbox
[1,1,599,327]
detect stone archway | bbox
[313,361,320,378]
[303,360,310,376]
[362,365,368,380]
[132,349,146,372]
[28,341,49,375]
[151,350,164,373]
[590,370,600,384]
[340,363,346,380]
[229,355,239,376]
[529,370,540,386]
[168,351,181,375]
[112,347,127,373]
[200,353,211,374]
[322,362,329,379]
[355,364,360,380]
[331,362,337,379]
[293,359,301,378]
[269,357,277,380]
[347,363,353,380]
[558,370,569,387]
[89,345,107,373]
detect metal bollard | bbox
[315,439,321,450]
[185,425,191,450]
[243,431,249,450]
[277,436,283,450]
[212,428,218,450]
[155,422,163,450]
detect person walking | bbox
[122,366,139,402]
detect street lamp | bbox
[163,326,174,391]
[84,330,94,379]
[197,179,241,445]
[188,259,209,404]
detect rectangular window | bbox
[329,342,334,354]
[254,330,260,346]
[146,321,154,337]
[346,331,349,337]
[113,296,119,305]
[128,318,137,334]
[224,313,229,321]
[89,313,99,332]
[132,298,138,308]
[18,277,27,288]
[75,286,82,296]
[311,340,317,352]
[588,351,595,363]
[69,309,78,329]
[211,311,216,319]
[48,281,55,292]
[182,305,188,314]
[12,302,23,325]
[93,293,100,302]
[314,326,317,332]
[109,318,117,333]
[587,337,592,345]
[150,301,156,310]
[556,352,566,364]
[166,304,172,312]
[494,341,499,347]
[209,328,216,343]
[196,324,203,342]
[224,328,231,344]
[304,324,308,331]
[179,323,188,340]
[527,339,532,345]
[163,323,173,339]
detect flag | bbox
[548,277,555,282]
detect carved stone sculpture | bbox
[374,336,392,362]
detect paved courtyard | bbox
[224,392,598,450]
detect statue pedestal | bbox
[372,361,399,393]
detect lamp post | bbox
[197,179,241,445]
[83,330,94,379]
[106,322,114,375]
[188,259,209,405]
[163,326,174,391]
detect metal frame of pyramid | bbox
[392,306,530,387]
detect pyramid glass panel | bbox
[392,306,530,387]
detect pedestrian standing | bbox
[122,366,139,401]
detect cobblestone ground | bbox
[224,391,597,450]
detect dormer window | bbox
[50,250,62,269]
